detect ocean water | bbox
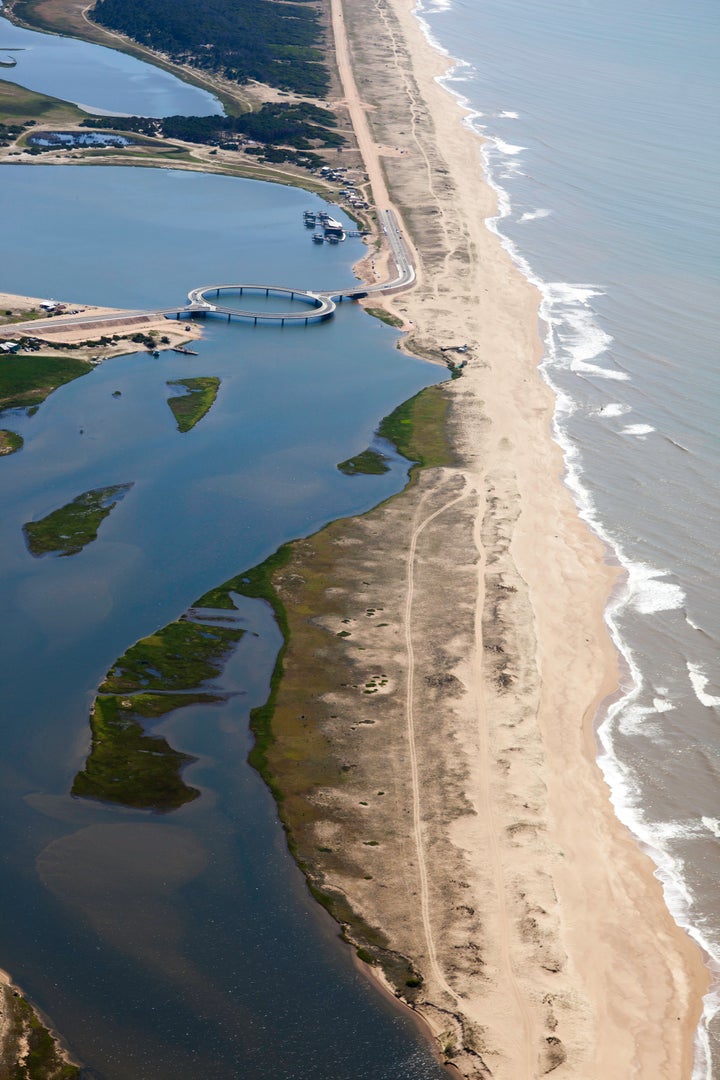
[413,0,720,1072]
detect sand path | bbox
[405,481,472,1008]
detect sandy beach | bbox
[252,0,710,1075]
[0,0,711,1072]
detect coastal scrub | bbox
[0,981,79,1078]
[182,384,453,987]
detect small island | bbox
[23,482,134,557]
[73,617,245,810]
[337,447,390,475]
[166,376,220,432]
[0,429,23,455]
[71,693,219,811]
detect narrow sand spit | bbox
[259,0,710,1076]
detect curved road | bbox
[185,283,336,323]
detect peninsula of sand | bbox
[0,0,710,1073]
[249,0,709,1076]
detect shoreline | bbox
[294,0,709,1073]
[0,290,203,359]
[415,0,720,1062]
[0,0,711,1075]
[0,964,80,1077]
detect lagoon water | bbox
[0,166,449,1079]
[413,0,720,1073]
[0,5,220,116]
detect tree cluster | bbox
[91,0,330,97]
[81,102,343,154]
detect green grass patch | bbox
[364,306,404,329]
[166,376,220,432]
[0,77,86,123]
[23,483,133,557]
[377,384,454,470]
[0,354,93,412]
[100,619,245,693]
[71,694,216,811]
[0,428,23,455]
[336,448,390,476]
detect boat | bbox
[312,232,325,244]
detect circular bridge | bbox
[184,284,336,326]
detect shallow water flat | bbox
[0,165,449,1080]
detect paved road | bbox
[371,209,415,292]
[2,241,413,340]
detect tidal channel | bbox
[0,165,450,1079]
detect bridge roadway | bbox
[2,213,416,338]
[181,283,337,325]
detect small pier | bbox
[303,211,346,243]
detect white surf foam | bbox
[409,8,719,1069]
[597,402,630,417]
[499,110,519,118]
[693,987,720,1080]
[687,663,720,708]
[617,702,665,738]
[413,0,454,57]
[653,696,675,713]
[535,282,629,381]
[622,423,655,436]
[702,817,720,838]
[518,208,551,222]
[628,564,686,615]
[492,137,526,156]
